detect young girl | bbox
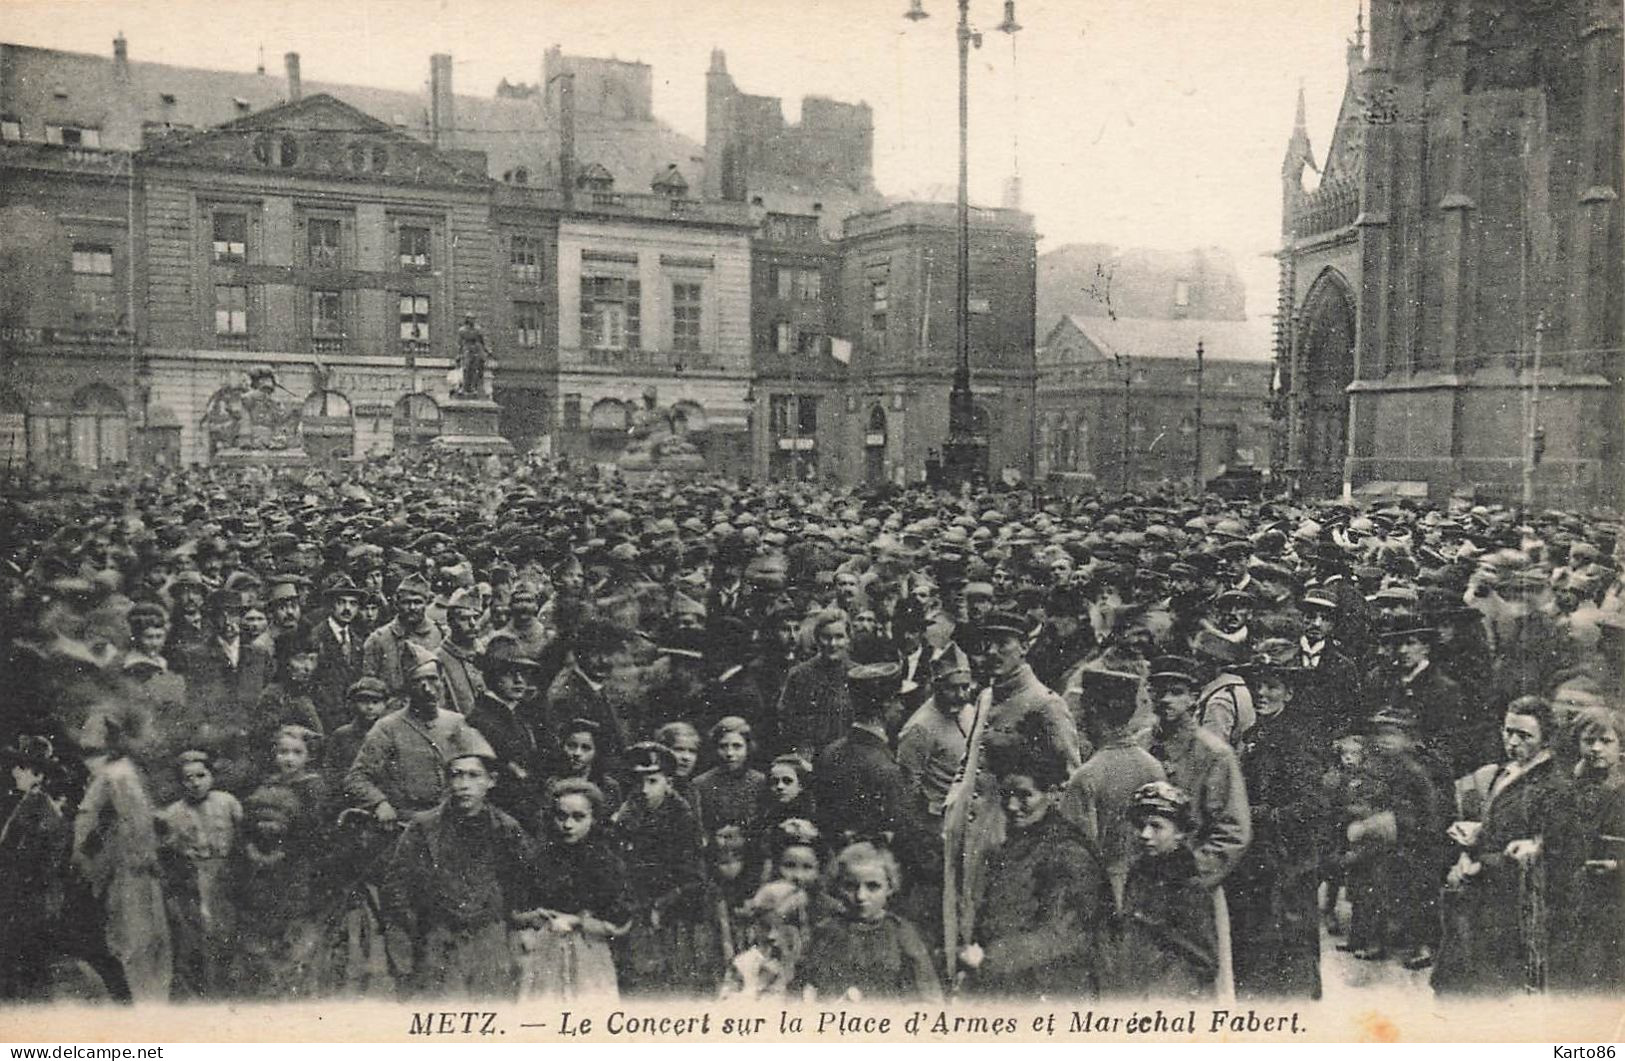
[764,818,841,930]
[225,786,322,1000]
[612,741,716,996]
[751,754,817,878]
[1554,707,1625,991]
[791,841,942,1002]
[156,750,241,999]
[691,717,766,833]
[720,880,809,1000]
[550,718,623,812]
[514,778,630,1000]
[265,725,331,852]
[653,721,703,809]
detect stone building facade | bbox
[1036,316,1274,490]
[1277,1,1623,506]
[0,35,1037,483]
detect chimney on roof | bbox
[285,52,302,101]
[431,53,455,149]
[557,71,576,209]
[1002,175,1022,211]
[113,32,128,71]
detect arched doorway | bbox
[393,393,441,450]
[1296,272,1357,497]
[587,398,630,461]
[69,384,128,469]
[864,405,887,484]
[301,389,355,462]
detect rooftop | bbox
[1043,315,1275,364]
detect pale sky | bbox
[6,0,1362,320]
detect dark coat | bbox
[967,811,1106,998]
[1297,642,1367,741]
[1553,768,1625,992]
[813,726,930,872]
[541,667,630,771]
[0,786,69,998]
[793,912,942,1001]
[1434,752,1578,994]
[465,692,549,823]
[309,619,364,733]
[777,654,853,757]
[1107,846,1217,998]
[1229,709,1328,999]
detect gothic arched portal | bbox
[1296,271,1357,497]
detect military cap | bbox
[847,659,903,693]
[395,573,432,599]
[627,740,678,776]
[1148,654,1200,685]
[404,642,441,679]
[444,725,498,764]
[1076,668,1143,711]
[245,785,300,826]
[978,608,1030,640]
[346,676,389,701]
[1300,586,1340,611]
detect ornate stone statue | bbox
[455,314,490,398]
[620,387,702,469]
[203,365,301,453]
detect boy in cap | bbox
[324,677,391,794]
[382,727,536,998]
[1107,781,1218,998]
[466,635,548,823]
[612,741,710,996]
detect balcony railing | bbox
[311,336,346,355]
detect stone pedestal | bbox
[432,396,514,455]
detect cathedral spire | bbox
[1284,80,1317,178]
[1347,2,1366,70]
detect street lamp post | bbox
[906,0,1021,487]
[1193,338,1205,492]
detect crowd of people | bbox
[0,451,1621,1005]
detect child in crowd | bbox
[692,717,766,833]
[226,787,321,1000]
[265,725,331,852]
[792,841,942,1002]
[1107,781,1216,998]
[654,721,703,809]
[550,718,622,813]
[752,754,817,876]
[514,778,629,1000]
[323,678,391,795]
[721,880,808,1000]
[612,741,713,996]
[157,750,240,999]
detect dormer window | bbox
[160,92,177,104]
[0,117,21,141]
[233,97,251,112]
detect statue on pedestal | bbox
[454,314,491,398]
[619,387,703,471]
[203,365,302,454]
